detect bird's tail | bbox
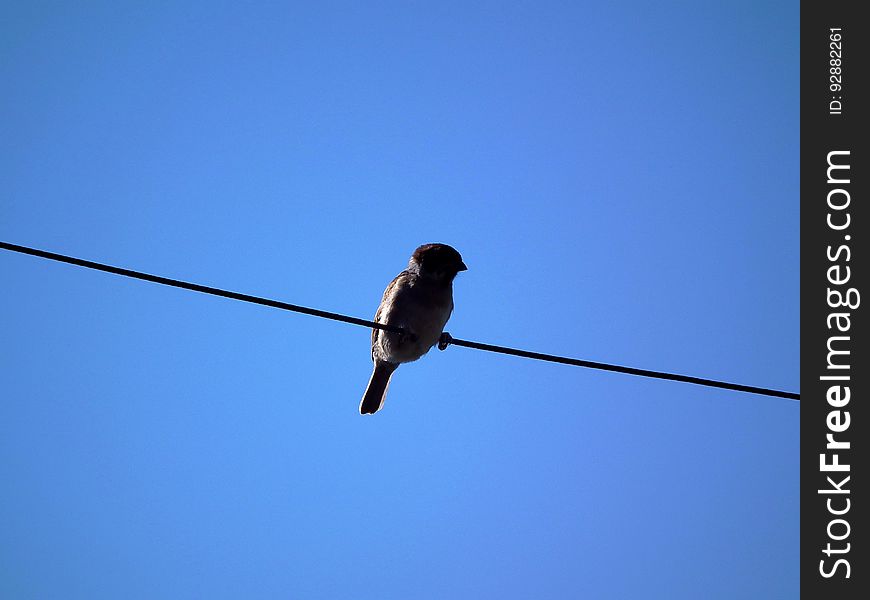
[360,361,398,415]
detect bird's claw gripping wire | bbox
[438,332,453,351]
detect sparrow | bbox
[360,243,467,415]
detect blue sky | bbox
[1,2,798,598]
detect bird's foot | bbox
[438,332,453,351]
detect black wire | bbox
[0,241,403,334]
[438,334,799,401]
[1,240,799,401]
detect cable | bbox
[0,241,403,334]
[1,240,799,401]
[437,334,799,400]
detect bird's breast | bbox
[376,280,454,364]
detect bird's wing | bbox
[371,270,411,359]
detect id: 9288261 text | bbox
[829,28,843,115]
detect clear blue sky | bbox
[1,2,798,598]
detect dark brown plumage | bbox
[360,244,467,414]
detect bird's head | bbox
[409,243,467,281]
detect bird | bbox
[360,243,467,414]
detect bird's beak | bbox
[458,261,468,271]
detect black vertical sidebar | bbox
[801,1,867,597]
